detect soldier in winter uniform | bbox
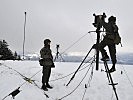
[40,39,55,91]
[98,16,119,73]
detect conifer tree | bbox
[0,40,14,60]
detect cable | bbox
[19,69,42,87]
[117,57,133,89]
[50,55,95,82]
[1,63,42,85]
[82,63,94,100]
[1,63,43,100]
[2,64,28,78]
[61,32,89,54]
[50,64,90,82]
[58,59,95,100]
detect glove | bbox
[51,63,55,68]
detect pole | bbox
[92,13,106,70]
[23,12,26,60]
[66,47,93,86]
[96,29,100,70]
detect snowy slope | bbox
[0,61,133,100]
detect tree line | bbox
[0,40,21,60]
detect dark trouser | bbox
[42,66,51,85]
[99,37,117,66]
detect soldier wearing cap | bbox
[40,39,55,91]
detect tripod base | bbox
[54,52,64,62]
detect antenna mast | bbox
[23,12,27,60]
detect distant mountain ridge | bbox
[19,52,133,65]
[117,53,133,65]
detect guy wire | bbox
[59,58,95,100]
[50,55,96,82]
[61,32,89,55]
[117,57,133,89]
[82,63,94,100]
[1,63,42,100]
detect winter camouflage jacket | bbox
[40,46,53,66]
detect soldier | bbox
[98,16,120,73]
[40,39,55,91]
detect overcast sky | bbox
[0,0,133,55]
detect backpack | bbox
[112,24,121,45]
[114,32,121,45]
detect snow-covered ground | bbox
[0,60,133,100]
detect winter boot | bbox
[109,65,116,73]
[101,55,110,61]
[46,83,53,89]
[41,84,48,91]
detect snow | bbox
[0,60,133,100]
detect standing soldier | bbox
[40,39,55,91]
[98,16,121,73]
